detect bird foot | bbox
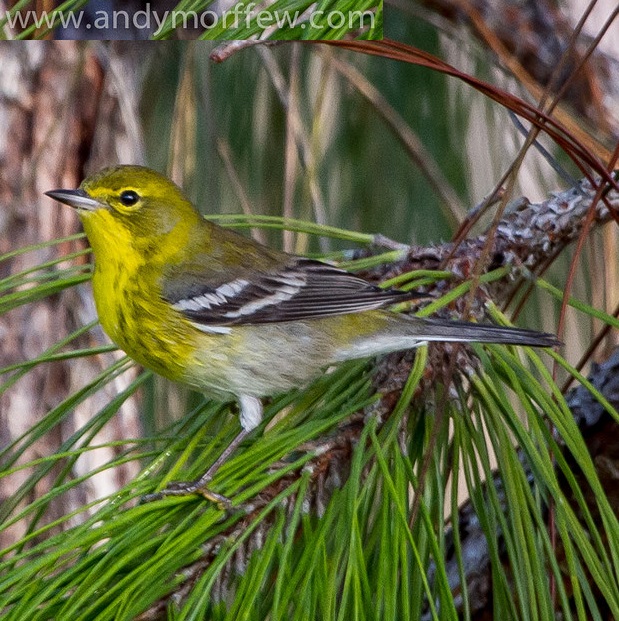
[142,479,233,511]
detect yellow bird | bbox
[47,165,558,502]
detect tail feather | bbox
[333,313,560,362]
[413,318,560,348]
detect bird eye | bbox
[119,190,139,206]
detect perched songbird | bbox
[46,165,559,501]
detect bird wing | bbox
[162,257,420,327]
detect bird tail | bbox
[332,313,560,362]
[410,318,560,348]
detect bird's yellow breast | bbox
[82,209,198,382]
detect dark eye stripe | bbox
[120,190,139,206]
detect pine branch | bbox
[427,347,619,619]
[134,175,619,616]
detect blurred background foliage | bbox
[1,0,619,618]
[140,33,459,247]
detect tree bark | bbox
[0,41,144,545]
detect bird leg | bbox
[143,395,262,508]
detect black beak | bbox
[45,188,100,211]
